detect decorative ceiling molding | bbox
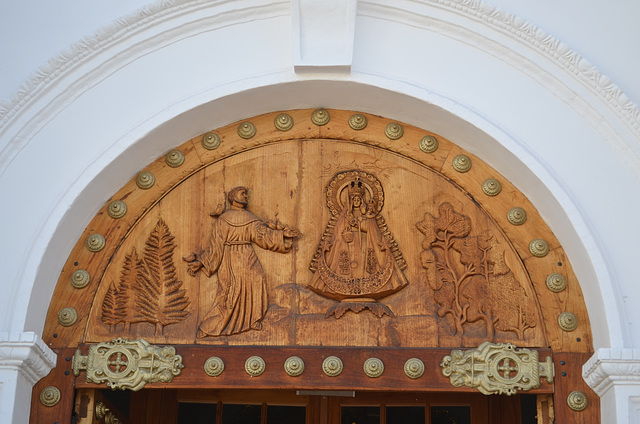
[0,0,289,129]
[0,0,637,139]
[359,0,640,136]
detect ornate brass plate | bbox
[440,342,554,395]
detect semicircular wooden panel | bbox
[43,109,592,355]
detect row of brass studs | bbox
[204,356,425,379]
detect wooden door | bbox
[76,388,541,424]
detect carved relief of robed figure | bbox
[309,170,409,318]
[184,186,299,337]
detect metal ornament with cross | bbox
[73,338,184,391]
[440,342,554,395]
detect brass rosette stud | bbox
[58,307,78,326]
[558,312,579,332]
[452,154,472,173]
[40,386,61,407]
[86,233,105,253]
[70,269,90,289]
[385,122,404,140]
[322,356,343,377]
[96,401,109,419]
[567,391,588,411]
[245,356,266,376]
[419,135,438,153]
[202,132,221,150]
[204,357,224,377]
[546,273,567,293]
[363,358,384,378]
[284,356,305,377]
[482,178,502,196]
[311,109,330,126]
[529,239,550,257]
[404,358,425,379]
[238,122,257,139]
[275,113,294,131]
[507,207,527,226]
[348,114,368,130]
[107,200,127,219]
[165,150,185,168]
[136,171,155,189]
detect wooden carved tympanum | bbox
[184,186,300,338]
[101,219,190,336]
[416,203,537,340]
[309,170,409,318]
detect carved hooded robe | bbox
[197,207,292,337]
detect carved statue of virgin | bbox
[309,170,409,318]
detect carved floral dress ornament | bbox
[184,187,299,337]
[309,171,409,318]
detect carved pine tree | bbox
[134,219,190,336]
[101,282,122,332]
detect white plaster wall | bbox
[1,1,640,421]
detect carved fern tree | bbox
[134,219,190,336]
[101,219,190,335]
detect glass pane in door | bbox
[386,406,425,424]
[267,405,306,424]
[341,406,380,424]
[431,406,470,424]
[177,403,216,424]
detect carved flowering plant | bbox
[416,203,537,340]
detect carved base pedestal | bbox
[325,299,394,319]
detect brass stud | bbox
[385,122,404,140]
[70,269,90,289]
[275,113,294,131]
[322,356,343,377]
[419,135,438,153]
[507,207,527,226]
[529,239,549,257]
[245,356,266,376]
[165,150,185,167]
[348,114,368,130]
[404,358,425,379]
[567,391,588,411]
[452,154,472,173]
[202,133,221,150]
[96,402,109,419]
[284,356,305,377]
[136,171,155,189]
[58,307,78,326]
[40,386,61,407]
[86,233,105,253]
[204,357,224,377]
[558,312,579,331]
[363,358,384,378]
[238,122,257,139]
[107,200,127,219]
[482,178,502,196]
[546,273,567,293]
[311,109,330,126]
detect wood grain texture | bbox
[553,352,600,424]
[73,345,554,394]
[29,348,76,424]
[38,109,597,422]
